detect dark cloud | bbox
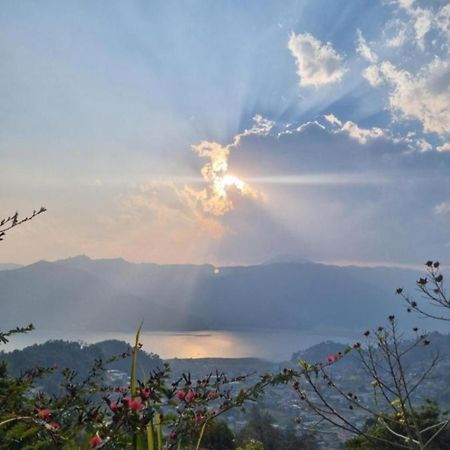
[204,119,450,264]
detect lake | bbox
[2,329,356,361]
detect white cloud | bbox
[386,29,407,47]
[340,121,386,144]
[395,0,415,10]
[233,114,274,146]
[437,5,450,41]
[370,59,450,135]
[363,65,383,86]
[356,30,378,63]
[385,20,408,47]
[391,1,448,50]
[324,113,387,144]
[415,138,432,152]
[437,142,450,152]
[434,201,450,215]
[323,114,342,127]
[412,7,433,49]
[288,32,347,87]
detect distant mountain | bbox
[0,255,445,333]
[0,263,22,271]
[262,254,312,265]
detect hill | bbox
[0,256,444,333]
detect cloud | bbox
[415,137,432,152]
[233,114,275,146]
[392,0,432,49]
[437,5,450,41]
[437,142,450,152]
[385,19,408,47]
[434,201,450,216]
[224,115,450,264]
[395,0,415,10]
[287,32,347,87]
[356,30,378,63]
[324,113,387,144]
[115,181,227,263]
[189,141,259,216]
[364,58,450,135]
[362,65,383,86]
[390,1,449,51]
[14,113,449,266]
[411,7,433,49]
[188,115,270,216]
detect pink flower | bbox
[47,421,60,431]
[130,399,143,411]
[37,408,51,419]
[185,390,195,402]
[168,432,177,440]
[208,391,218,400]
[121,396,131,406]
[110,402,119,412]
[195,413,205,422]
[327,354,340,363]
[140,388,151,399]
[176,390,186,400]
[89,434,103,447]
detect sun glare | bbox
[216,174,246,198]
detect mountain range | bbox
[0,255,445,333]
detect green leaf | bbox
[131,321,143,398]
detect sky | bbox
[1,0,449,266]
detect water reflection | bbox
[3,329,354,361]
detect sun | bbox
[222,175,245,190]
[215,174,246,198]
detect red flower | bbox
[110,402,119,412]
[121,396,131,406]
[176,390,186,400]
[327,354,340,363]
[140,388,151,399]
[185,390,195,402]
[169,432,177,440]
[37,408,51,419]
[130,399,143,411]
[195,413,205,421]
[89,434,103,447]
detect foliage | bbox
[289,261,450,450]
[201,420,235,450]
[0,339,162,396]
[346,401,450,450]
[0,325,273,449]
[236,407,318,450]
[236,441,264,450]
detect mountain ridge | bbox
[1,255,446,333]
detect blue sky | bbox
[1,0,449,266]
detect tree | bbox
[0,207,46,242]
[290,262,450,450]
[202,420,236,450]
[346,401,450,450]
[397,261,449,322]
[237,407,317,450]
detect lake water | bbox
[2,329,356,361]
